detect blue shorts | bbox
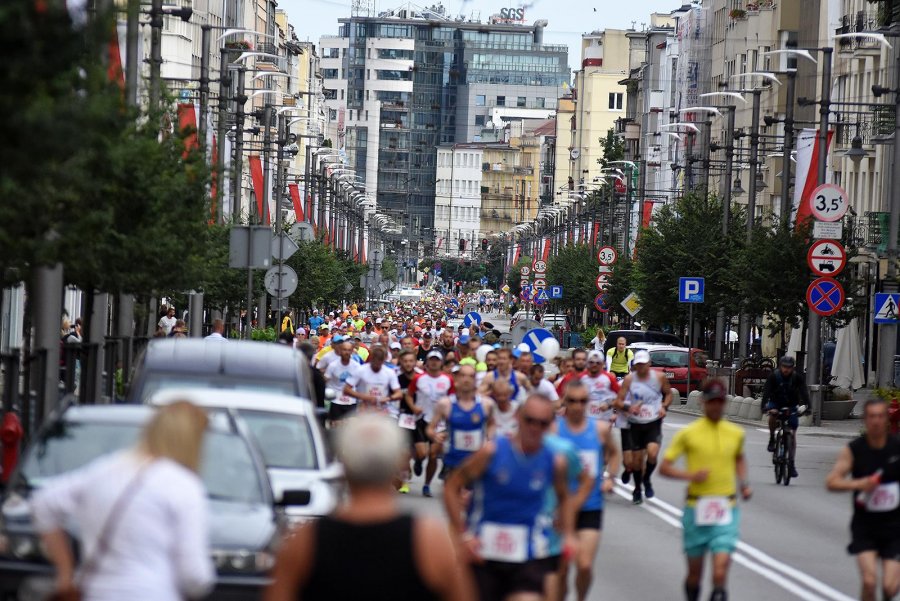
[682,506,740,557]
[765,403,799,429]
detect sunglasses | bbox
[522,415,552,428]
[567,397,589,405]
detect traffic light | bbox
[481,238,488,251]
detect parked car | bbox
[0,404,279,600]
[541,314,569,331]
[632,345,709,396]
[603,330,686,354]
[127,339,315,404]
[151,389,343,523]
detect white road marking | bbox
[613,482,855,601]
[662,422,688,430]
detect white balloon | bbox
[476,345,492,364]
[538,337,560,363]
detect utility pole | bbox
[780,70,797,221]
[198,25,211,150]
[739,90,762,359]
[274,113,287,313]
[807,48,832,426]
[877,45,900,388]
[216,50,231,224]
[714,106,736,361]
[125,0,139,106]
[148,0,163,110]
[700,121,711,196]
[261,105,274,226]
[232,69,246,221]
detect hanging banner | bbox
[792,128,834,229]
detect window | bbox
[376,70,413,81]
[517,96,526,107]
[475,95,486,106]
[535,97,545,108]
[322,69,339,79]
[475,115,485,126]
[496,95,506,107]
[377,48,414,60]
[608,92,623,110]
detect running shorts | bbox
[473,559,553,598]
[630,418,663,450]
[848,520,900,560]
[576,510,603,531]
[619,427,635,452]
[682,506,740,557]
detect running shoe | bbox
[413,458,423,477]
[632,489,643,505]
[399,483,410,494]
[622,469,632,484]
[423,485,432,498]
[644,482,654,499]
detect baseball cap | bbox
[389,342,401,350]
[422,330,433,338]
[702,380,727,401]
[779,355,796,367]
[512,342,531,358]
[426,350,444,361]
[375,318,383,324]
[331,334,344,344]
[459,335,471,345]
[633,350,651,365]
[587,350,605,363]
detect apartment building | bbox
[435,145,485,258]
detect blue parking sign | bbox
[549,285,563,299]
[679,277,704,303]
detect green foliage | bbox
[597,129,625,171]
[285,241,365,309]
[250,327,277,342]
[545,244,599,312]
[419,257,489,286]
[197,224,262,311]
[603,256,636,320]
[505,257,534,298]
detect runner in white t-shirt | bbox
[408,350,455,497]
[323,340,361,423]
[580,350,620,421]
[489,378,519,439]
[343,346,402,414]
[528,364,560,406]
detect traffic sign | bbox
[813,221,843,240]
[549,285,563,299]
[533,260,547,272]
[289,221,315,242]
[463,311,482,328]
[807,240,846,277]
[264,265,298,298]
[596,273,611,291]
[810,183,849,222]
[450,298,460,307]
[621,292,642,317]
[522,328,560,364]
[480,276,488,286]
[533,278,547,289]
[594,294,609,313]
[534,289,550,306]
[678,277,705,303]
[874,293,900,324]
[598,246,618,266]
[806,277,844,317]
[502,284,510,294]
[520,266,531,276]
[520,285,532,301]
[598,265,613,274]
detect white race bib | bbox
[479,523,528,562]
[695,497,733,526]
[453,429,484,452]
[639,404,658,420]
[865,482,900,512]
[579,450,599,478]
[589,401,610,418]
[435,421,447,433]
[398,413,417,430]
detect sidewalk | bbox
[669,405,862,440]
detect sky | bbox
[281,0,681,70]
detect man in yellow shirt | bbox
[605,337,634,379]
[660,380,752,601]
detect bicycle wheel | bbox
[774,433,784,484]
[782,431,793,486]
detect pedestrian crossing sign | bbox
[874,293,900,324]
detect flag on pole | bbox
[792,128,833,229]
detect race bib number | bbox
[398,414,417,430]
[479,522,528,562]
[579,450,599,478]
[589,401,609,418]
[865,482,900,513]
[454,429,483,452]
[436,421,447,433]
[695,497,733,526]
[638,404,657,420]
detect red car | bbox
[632,344,708,395]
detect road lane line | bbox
[613,483,854,601]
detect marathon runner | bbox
[427,364,495,478]
[580,350,619,421]
[443,394,577,601]
[554,380,620,601]
[323,339,361,424]
[605,337,633,380]
[480,348,530,402]
[409,350,455,497]
[826,398,900,601]
[660,380,751,601]
[343,346,403,413]
[396,349,423,494]
[528,364,560,406]
[615,349,671,504]
[490,379,519,439]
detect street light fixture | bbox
[700,91,748,104]
[729,72,783,86]
[661,122,702,134]
[844,126,869,166]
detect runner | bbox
[323,339,361,424]
[343,346,403,413]
[490,379,519,439]
[528,364,560,406]
[396,349,423,494]
[554,380,619,601]
[605,337,634,380]
[659,380,751,601]
[580,350,619,422]
[443,394,577,601]
[480,348,530,402]
[826,398,900,601]
[615,350,671,504]
[408,350,455,497]
[428,364,495,478]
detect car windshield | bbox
[20,417,265,505]
[137,373,296,404]
[237,409,318,470]
[650,350,689,368]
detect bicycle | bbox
[770,405,805,486]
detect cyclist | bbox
[826,398,900,601]
[762,355,809,479]
[605,337,633,380]
[660,380,751,601]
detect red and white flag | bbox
[792,128,833,229]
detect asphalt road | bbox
[399,412,862,601]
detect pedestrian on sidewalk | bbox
[264,414,473,601]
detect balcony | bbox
[836,11,885,53]
[514,166,534,175]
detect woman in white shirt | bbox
[32,401,215,601]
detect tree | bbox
[506,256,534,298]
[546,244,598,314]
[597,128,625,171]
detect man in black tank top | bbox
[264,414,474,601]
[826,399,900,601]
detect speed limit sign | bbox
[597,246,618,266]
[809,184,848,222]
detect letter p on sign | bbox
[679,277,705,303]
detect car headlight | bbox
[211,549,275,574]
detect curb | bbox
[668,406,858,440]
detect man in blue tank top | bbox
[443,394,576,601]
[554,380,620,601]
